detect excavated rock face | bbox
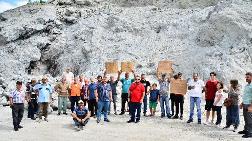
[0,0,252,97]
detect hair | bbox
[217,81,224,89]
[97,75,102,79]
[16,81,22,85]
[193,73,198,76]
[173,74,178,80]
[152,83,157,87]
[230,79,239,89]
[245,72,252,76]
[178,72,182,76]
[210,72,217,76]
[141,74,145,76]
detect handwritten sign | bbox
[121,62,134,72]
[157,60,173,77]
[105,62,118,74]
[170,79,187,95]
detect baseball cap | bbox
[78,100,84,104]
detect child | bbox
[149,83,160,116]
[213,82,224,126]
[71,100,90,131]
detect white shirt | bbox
[62,72,74,84]
[214,90,224,106]
[187,79,205,97]
[9,89,25,103]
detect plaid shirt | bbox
[9,90,25,103]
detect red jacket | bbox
[129,82,145,102]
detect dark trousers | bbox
[38,102,49,119]
[243,104,252,134]
[28,99,38,118]
[143,95,148,114]
[121,93,128,113]
[70,96,80,112]
[130,102,142,121]
[214,106,222,125]
[73,118,90,127]
[12,103,24,128]
[175,95,184,116]
[226,105,239,127]
[170,94,176,115]
[88,99,97,117]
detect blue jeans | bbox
[189,97,201,121]
[97,101,110,121]
[143,95,148,114]
[226,105,239,127]
[160,95,170,117]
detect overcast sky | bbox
[0,0,48,13]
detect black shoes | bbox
[198,120,201,124]
[127,120,134,123]
[14,127,18,131]
[238,130,248,134]
[135,120,140,123]
[172,115,179,119]
[180,116,183,120]
[18,125,23,128]
[63,112,67,115]
[104,119,110,122]
[119,112,125,115]
[187,119,193,123]
[242,134,252,138]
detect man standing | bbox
[69,77,82,113]
[87,78,97,117]
[81,78,89,106]
[26,78,38,120]
[205,72,218,125]
[96,77,112,123]
[187,73,205,124]
[238,72,252,138]
[127,75,145,123]
[9,81,25,131]
[54,77,69,115]
[158,74,171,118]
[118,70,135,115]
[62,67,74,84]
[107,76,119,115]
[140,74,151,116]
[34,76,53,122]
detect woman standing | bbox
[224,80,240,132]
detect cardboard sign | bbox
[121,62,134,72]
[105,62,118,74]
[170,79,187,95]
[157,60,173,77]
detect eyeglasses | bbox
[136,79,141,80]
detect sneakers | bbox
[44,118,48,122]
[31,117,36,120]
[187,119,193,123]
[97,119,100,123]
[180,116,183,120]
[63,112,68,115]
[14,127,18,131]
[143,113,147,117]
[114,112,118,115]
[57,113,61,115]
[198,120,201,124]
[104,119,110,122]
[161,114,165,118]
[233,127,237,132]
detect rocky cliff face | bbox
[0,0,252,97]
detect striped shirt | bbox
[9,90,25,104]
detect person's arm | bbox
[117,70,122,81]
[95,89,98,102]
[82,111,91,122]
[103,69,107,78]
[109,91,112,102]
[140,85,145,103]
[132,69,136,79]
[71,112,82,122]
[9,92,13,108]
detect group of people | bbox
[8,68,252,138]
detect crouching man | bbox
[71,100,90,130]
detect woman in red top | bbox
[127,76,145,123]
